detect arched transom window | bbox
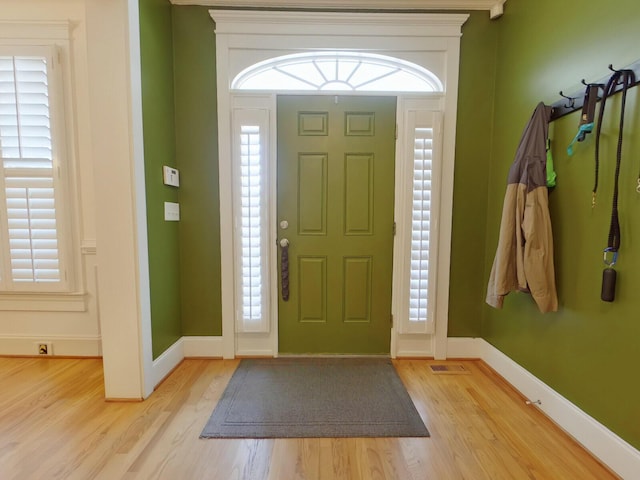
[232,51,444,92]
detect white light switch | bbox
[163,166,180,187]
[164,202,180,221]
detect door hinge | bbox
[390,313,394,327]
[393,221,396,236]
[395,123,398,140]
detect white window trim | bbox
[213,11,467,359]
[0,21,84,311]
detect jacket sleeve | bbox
[486,184,519,309]
[522,162,558,313]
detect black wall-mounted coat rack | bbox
[549,58,640,121]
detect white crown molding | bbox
[171,0,506,19]
[210,10,469,36]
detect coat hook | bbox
[580,79,603,87]
[581,79,604,95]
[608,64,619,73]
[559,91,576,108]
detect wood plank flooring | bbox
[0,357,618,479]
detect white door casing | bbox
[212,11,468,359]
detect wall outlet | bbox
[164,202,180,221]
[37,342,52,355]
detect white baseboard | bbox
[395,333,435,358]
[235,332,275,357]
[0,334,101,356]
[183,336,224,357]
[445,337,484,358]
[447,337,640,479]
[150,336,225,391]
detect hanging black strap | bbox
[280,240,290,301]
[593,68,635,259]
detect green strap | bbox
[547,145,557,188]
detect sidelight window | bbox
[394,106,441,335]
[409,127,433,323]
[233,108,270,333]
[239,125,263,324]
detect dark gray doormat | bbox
[200,357,429,438]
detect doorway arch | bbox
[211,10,468,359]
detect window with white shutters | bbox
[240,125,263,323]
[394,106,441,335]
[409,127,433,323]
[233,108,270,333]
[0,48,71,293]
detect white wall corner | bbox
[448,337,640,479]
[85,0,150,400]
[151,338,184,389]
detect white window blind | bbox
[239,125,263,323]
[409,127,433,323]
[232,107,270,333]
[0,52,66,291]
[394,106,441,336]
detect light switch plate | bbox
[164,202,180,221]
[163,165,180,187]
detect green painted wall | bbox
[483,0,640,449]
[139,0,182,359]
[172,7,222,336]
[138,3,221,358]
[138,0,640,450]
[448,12,498,337]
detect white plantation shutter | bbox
[395,107,441,335]
[0,50,67,291]
[233,108,270,333]
[409,127,432,323]
[240,125,263,323]
[6,177,59,282]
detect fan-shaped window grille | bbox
[232,52,443,92]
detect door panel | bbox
[298,256,327,322]
[297,154,327,235]
[277,95,396,354]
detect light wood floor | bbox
[0,357,617,480]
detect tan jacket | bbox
[486,103,558,313]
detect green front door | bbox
[277,95,396,354]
